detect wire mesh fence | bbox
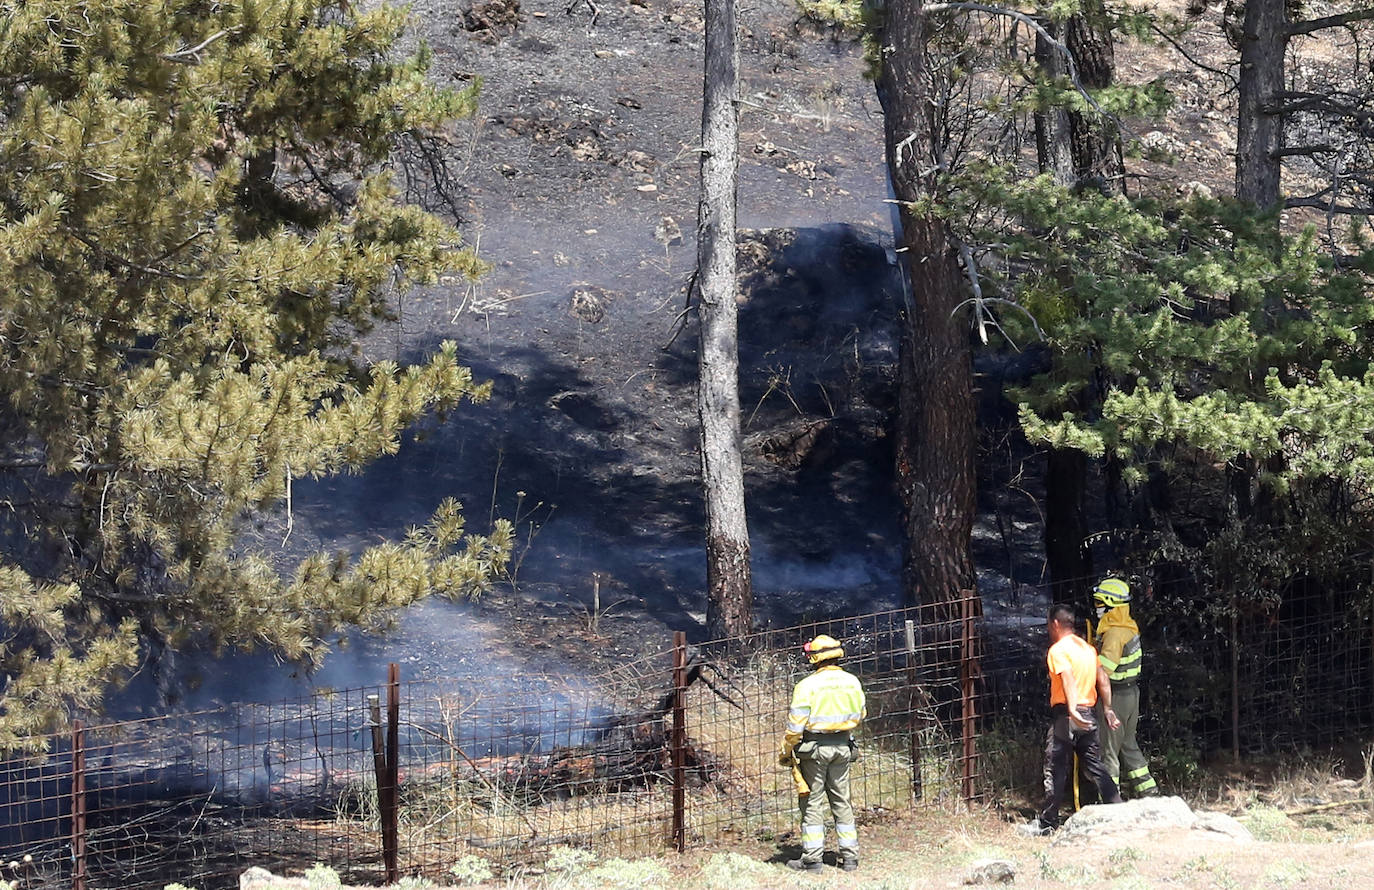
[972,569,1374,796]
[0,600,981,889]
[5,576,1374,888]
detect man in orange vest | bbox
[1035,604,1122,832]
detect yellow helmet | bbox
[1093,578,1132,609]
[803,634,844,665]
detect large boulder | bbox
[1056,796,1252,844]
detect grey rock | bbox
[240,867,310,890]
[1056,796,1197,843]
[1056,796,1254,845]
[1177,180,1214,200]
[1193,810,1255,842]
[964,858,1017,884]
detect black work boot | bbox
[839,857,859,872]
[785,859,823,872]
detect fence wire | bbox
[5,576,1373,888]
[0,602,980,888]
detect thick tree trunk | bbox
[1033,24,1075,186]
[696,0,752,639]
[1045,448,1092,601]
[1235,0,1287,208]
[876,0,976,620]
[1035,17,1106,601]
[1064,0,1124,193]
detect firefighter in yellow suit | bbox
[1092,578,1158,797]
[777,634,866,873]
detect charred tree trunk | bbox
[1235,0,1287,209]
[1045,448,1092,601]
[696,0,752,639]
[876,1,976,620]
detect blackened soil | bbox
[120,0,1045,713]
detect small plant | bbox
[305,864,342,890]
[699,852,777,888]
[393,877,435,890]
[571,572,628,634]
[1242,804,1296,841]
[1261,861,1310,888]
[545,846,596,875]
[1104,846,1142,878]
[1110,876,1151,890]
[1034,851,1094,885]
[576,858,672,889]
[449,855,494,886]
[1034,850,1060,881]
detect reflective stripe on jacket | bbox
[1096,605,1142,683]
[785,665,866,741]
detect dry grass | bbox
[323,653,967,877]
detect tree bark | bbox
[1033,24,1075,187]
[1045,447,1092,601]
[1035,14,1111,601]
[876,0,977,620]
[1064,0,1125,193]
[1235,0,1287,208]
[696,0,752,639]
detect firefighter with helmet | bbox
[777,633,866,872]
[1092,578,1158,797]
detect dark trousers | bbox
[1039,706,1121,827]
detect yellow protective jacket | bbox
[783,664,866,746]
[1094,605,1142,683]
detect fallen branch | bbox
[1284,798,1374,817]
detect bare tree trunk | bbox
[876,0,976,621]
[696,0,752,639]
[1064,0,1124,193]
[1034,16,1112,602]
[1033,24,1075,186]
[1235,0,1287,208]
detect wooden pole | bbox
[671,631,687,852]
[905,618,923,800]
[385,663,401,883]
[367,694,389,881]
[71,720,86,890]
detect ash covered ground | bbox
[119,0,1044,714]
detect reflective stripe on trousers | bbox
[796,741,858,863]
[1096,684,1156,795]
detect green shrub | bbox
[576,858,672,889]
[545,846,596,875]
[304,864,341,890]
[449,855,494,886]
[699,852,777,888]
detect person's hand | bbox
[1105,708,1122,731]
[777,741,796,766]
[1069,710,1093,731]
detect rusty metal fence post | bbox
[671,631,687,852]
[71,719,86,890]
[959,591,978,806]
[368,666,401,884]
[385,663,401,883]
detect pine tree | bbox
[986,170,1374,588]
[0,0,511,748]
